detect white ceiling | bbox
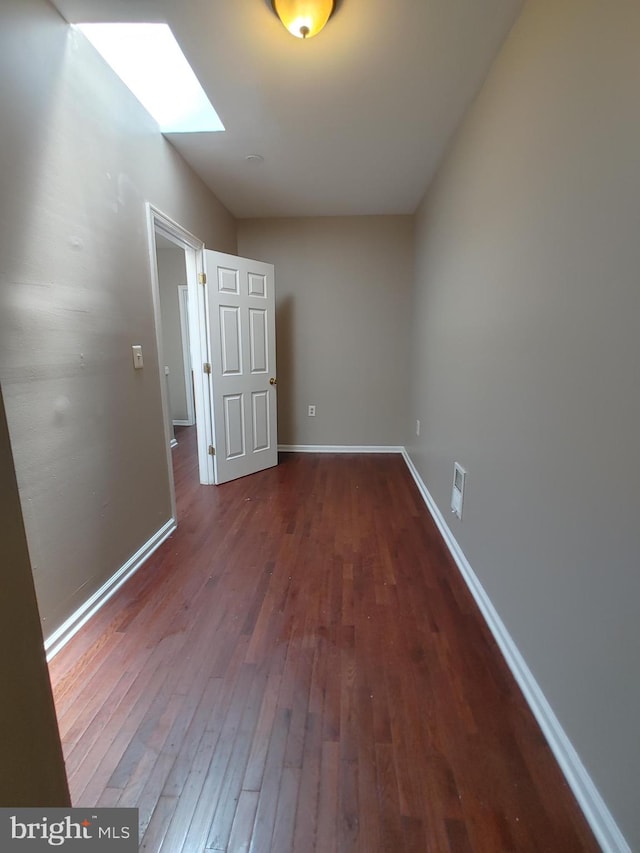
[51,0,525,219]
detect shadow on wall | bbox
[275,295,294,445]
[0,9,68,299]
[0,383,70,807]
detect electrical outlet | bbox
[308,405,316,417]
[416,419,421,436]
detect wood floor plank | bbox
[247,706,291,853]
[48,428,600,852]
[203,665,269,852]
[315,739,339,853]
[225,790,259,853]
[158,676,224,801]
[375,742,406,853]
[158,640,252,853]
[269,765,300,853]
[291,710,322,852]
[179,661,258,852]
[242,668,284,793]
[140,794,176,852]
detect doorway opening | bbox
[146,205,215,520]
[147,206,279,498]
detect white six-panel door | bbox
[205,250,277,484]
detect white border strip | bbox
[401,450,629,853]
[44,518,176,662]
[278,444,404,454]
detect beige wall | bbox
[238,216,413,447]
[0,0,236,638]
[157,248,190,424]
[0,385,70,806]
[407,0,640,847]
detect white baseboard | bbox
[401,449,630,853]
[278,444,404,454]
[173,419,193,427]
[44,518,177,662]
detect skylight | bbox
[76,23,225,134]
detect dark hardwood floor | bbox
[48,426,598,852]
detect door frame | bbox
[145,204,215,498]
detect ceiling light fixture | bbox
[270,0,336,39]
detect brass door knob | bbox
[269,377,277,385]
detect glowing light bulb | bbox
[271,1,336,40]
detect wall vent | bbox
[451,462,467,520]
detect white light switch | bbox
[132,345,144,369]
[451,462,467,520]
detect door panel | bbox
[249,309,267,373]
[251,391,270,452]
[223,394,245,458]
[220,306,241,374]
[205,251,277,484]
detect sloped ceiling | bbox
[51,0,525,218]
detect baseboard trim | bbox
[173,420,192,427]
[401,448,630,853]
[278,444,404,454]
[44,518,177,662]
